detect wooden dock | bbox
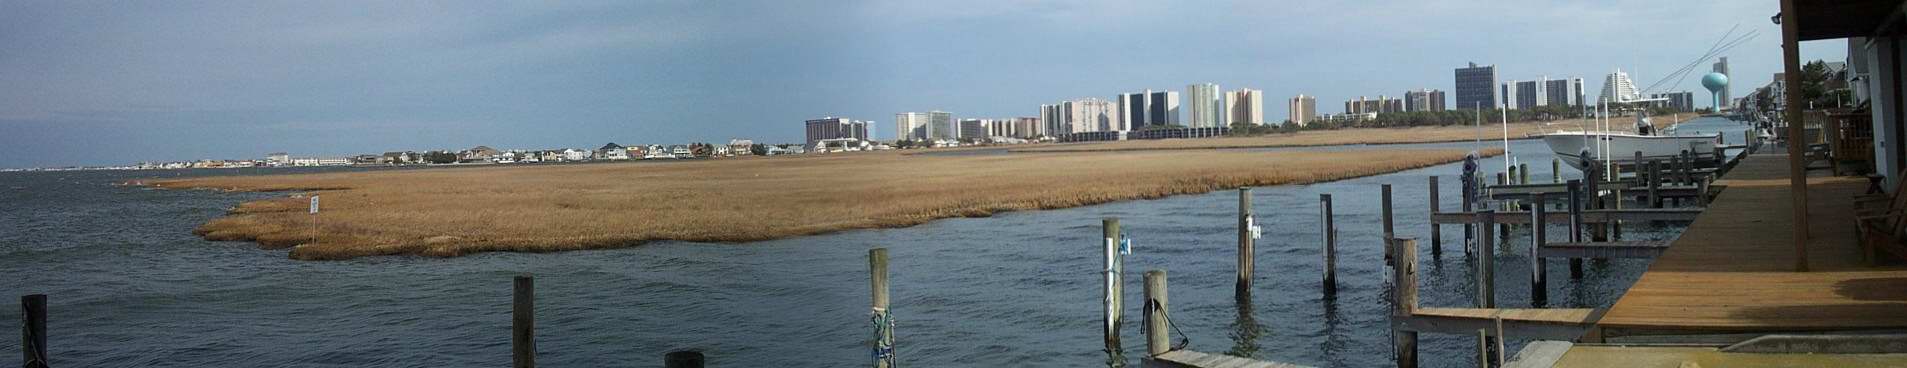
[1393,308,1605,340]
[1148,350,1313,368]
[1593,153,1907,339]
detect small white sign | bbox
[1118,237,1132,255]
[1247,216,1262,239]
[309,195,320,214]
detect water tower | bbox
[1701,72,1730,111]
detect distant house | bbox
[539,150,563,162]
[645,144,669,159]
[562,148,591,161]
[813,138,869,153]
[713,144,732,157]
[670,145,691,158]
[350,154,381,165]
[517,151,541,163]
[460,146,501,163]
[265,152,290,166]
[728,139,755,156]
[598,143,629,160]
[624,145,646,159]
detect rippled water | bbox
[0,118,1746,367]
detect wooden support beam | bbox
[871,248,895,368]
[1392,308,1605,341]
[1529,193,1548,305]
[1431,208,1703,224]
[1780,0,1811,272]
[1103,218,1124,364]
[1537,240,1673,259]
[1322,194,1338,296]
[1238,188,1254,299]
[514,274,535,368]
[1431,176,1443,254]
[1391,238,1419,368]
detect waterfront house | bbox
[598,143,628,160]
[728,139,755,156]
[562,148,591,161]
[539,150,563,162]
[670,145,691,158]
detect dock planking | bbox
[1595,153,1907,338]
[1394,308,1605,341]
[1148,350,1314,368]
[1431,208,1702,224]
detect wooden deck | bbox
[1147,350,1313,368]
[1395,308,1605,340]
[1594,153,1907,337]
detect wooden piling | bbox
[1679,151,1694,185]
[1529,193,1548,305]
[1391,238,1420,368]
[1567,180,1584,279]
[1321,194,1338,295]
[1430,176,1442,254]
[1238,188,1254,299]
[1463,171,1476,255]
[1551,159,1561,183]
[665,351,705,368]
[1476,209,1496,309]
[1518,163,1529,185]
[1476,329,1490,368]
[23,294,47,368]
[1698,178,1710,207]
[1144,270,1170,357]
[1647,160,1662,208]
[871,248,896,368]
[1382,184,1395,261]
[513,275,535,368]
[1633,151,1643,181]
[1103,218,1124,363]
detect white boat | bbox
[1541,114,1721,170]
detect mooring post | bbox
[870,248,896,368]
[1463,171,1476,255]
[1648,160,1662,208]
[1551,159,1561,183]
[1518,163,1529,185]
[1567,180,1585,279]
[665,351,705,368]
[1698,178,1711,207]
[1321,194,1338,296]
[1390,238,1420,368]
[1144,270,1170,358]
[1476,329,1490,368]
[1238,188,1254,299]
[513,274,535,368]
[1529,192,1548,305]
[1633,151,1643,184]
[1382,184,1395,262]
[1475,209,1496,308]
[1103,218,1124,364]
[1680,151,1694,185]
[1429,176,1442,254]
[23,294,47,368]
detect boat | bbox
[1541,113,1721,170]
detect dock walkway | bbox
[1594,152,1907,338]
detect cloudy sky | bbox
[0,0,1848,168]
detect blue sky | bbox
[0,0,1848,168]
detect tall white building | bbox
[1288,94,1316,126]
[895,112,929,141]
[1042,98,1122,135]
[1500,81,1521,109]
[1224,88,1264,125]
[1186,83,1226,128]
[1118,89,1180,127]
[1600,69,1640,104]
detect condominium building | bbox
[1500,81,1520,109]
[1712,57,1730,107]
[1543,78,1570,107]
[1042,98,1123,135]
[1186,83,1227,128]
[1118,89,1180,127]
[1455,62,1497,110]
[895,112,928,141]
[1600,69,1640,104]
[1288,94,1316,125]
[804,117,869,147]
[1649,91,1696,112]
[1404,89,1447,112]
[1344,95,1403,114]
[1225,88,1264,125]
[1515,80,1541,109]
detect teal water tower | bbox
[1701,72,1729,111]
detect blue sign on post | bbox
[1118,235,1132,255]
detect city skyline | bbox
[0,1,1851,168]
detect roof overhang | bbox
[1794,0,1907,41]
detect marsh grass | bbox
[156,148,1495,260]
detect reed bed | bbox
[154,148,1494,260]
[1013,113,1696,153]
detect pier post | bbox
[513,274,535,368]
[1680,151,1694,185]
[1476,209,1496,308]
[1382,184,1395,262]
[1648,160,1662,208]
[1476,329,1490,368]
[1567,180,1584,279]
[1552,159,1560,184]
[664,351,705,368]
[22,294,47,368]
[1698,178,1710,207]
[870,248,896,368]
[1144,270,1170,357]
[1237,188,1254,299]
[1103,218,1124,365]
[1430,176,1442,254]
[1463,171,1476,255]
[1633,151,1643,182]
[1518,163,1529,185]
[1321,194,1338,296]
[1390,238,1420,368]
[1529,193,1548,305]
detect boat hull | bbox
[1542,132,1720,170]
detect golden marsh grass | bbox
[155,147,1496,260]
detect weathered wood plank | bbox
[1149,350,1314,368]
[1538,240,1673,259]
[1432,208,1702,224]
[1394,308,1604,341]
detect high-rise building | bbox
[1012,117,1041,139]
[1515,80,1541,109]
[1288,94,1316,126]
[1045,98,1123,134]
[1570,78,1586,106]
[895,112,928,141]
[1344,95,1404,114]
[1455,62,1497,110]
[805,117,869,147]
[1543,78,1569,107]
[1600,69,1640,104]
[1649,92,1696,112]
[1118,89,1180,127]
[927,111,955,140]
[957,119,987,139]
[1225,88,1264,125]
[1712,57,1730,107]
[1501,81,1520,109]
[1186,83,1227,128]
[1404,89,1446,112]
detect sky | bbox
[0,0,1851,168]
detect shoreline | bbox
[151,147,1502,260]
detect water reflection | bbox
[1226,299,1266,358]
